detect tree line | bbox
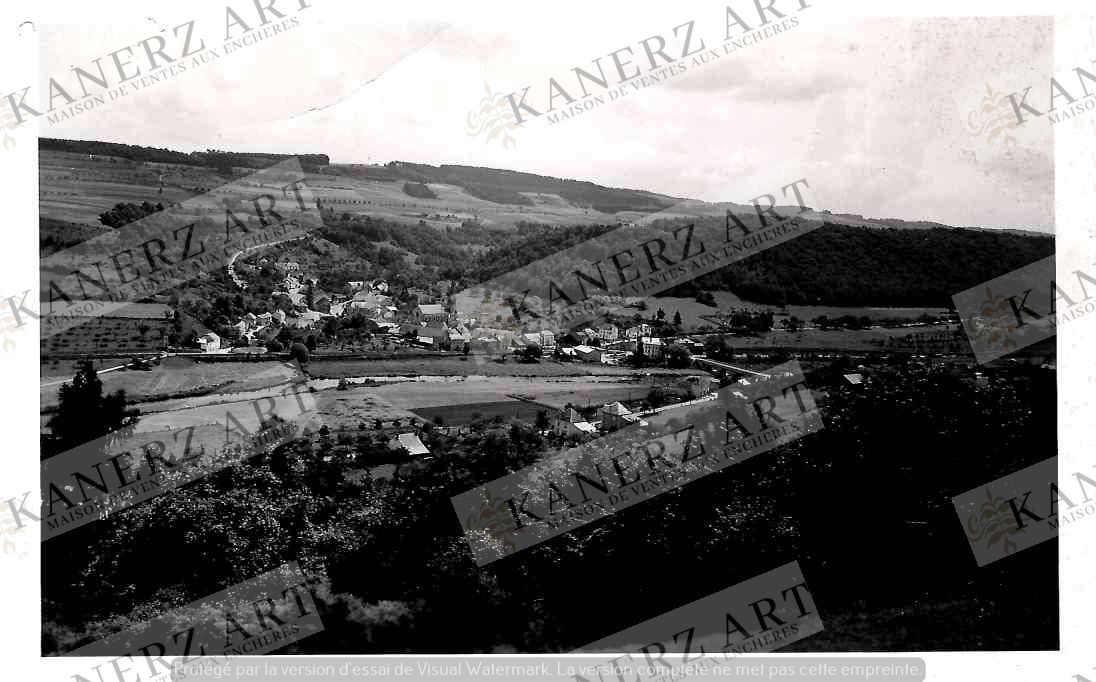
[469,221,1053,308]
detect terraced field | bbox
[39,149,821,232]
[40,149,623,229]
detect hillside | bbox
[38,139,1053,311]
[469,221,1054,308]
[40,138,330,172]
[338,162,681,214]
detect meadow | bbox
[649,291,950,331]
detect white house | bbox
[597,325,619,343]
[448,329,470,347]
[287,311,323,329]
[388,433,430,455]
[197,332,221,352]
[625,324,652,339]
[640,336,664,359]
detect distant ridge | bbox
[40,138,1048,234]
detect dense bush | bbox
[461,182,535,206]
[98,201,166,228]
[402,182,437,200]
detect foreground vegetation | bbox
[43,359,1056,653]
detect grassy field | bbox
[411,400,544,425]
[310,375,670,428]
[718,324,967,352]
[307,356,697,379]
[312,386,421,427]
[365,376,666,407]
[649,292,950,331]
[41,358,288,409]
[521,385,660,411]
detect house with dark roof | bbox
[599,401,633,431]
[415,303,448,325]
[552,408,597,440]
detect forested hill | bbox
[39,138,330,172]
[332,162,680,214]
[470,222,1054,308]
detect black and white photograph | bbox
[1,1,1090,680]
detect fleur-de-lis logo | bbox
[969,285,1021,352]
[465,83,518,150]
[463,490,518,558]
[0,106,19,152]
[964,486,1026,556]
[962,82,1020,151]
[0,508,28,559]
[0,303,20,352]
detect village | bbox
[193,256,709,369]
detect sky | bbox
[37,3,1054,231]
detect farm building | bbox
[415,304,448,325]
[600,401,633,431]
[552,408,597,440]
[197,332,221,352]
[573,345,602,363]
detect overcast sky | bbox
[42,6,1053,231]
